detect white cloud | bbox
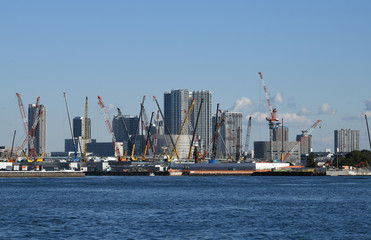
[364,99,371,110]
[279,112,312,125]
[299,107,312,116]
[250,111,311,126]
[319,103,336,115]
[344,111,371,121]
[273,92,283,104]
[232,97,253,112]
[251,112,268,123]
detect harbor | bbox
[1,160,370,177]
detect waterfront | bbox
[0,176,370,239]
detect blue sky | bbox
[1,0,370,152]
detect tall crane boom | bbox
[16,93,29,135]
[64,92,79,161]
[130,96,145,161]
[365,114,371,150]
[259,72,278,122]
[98,96,123,161]
[153,96,180,160]
[259,72,279,161]
[283,120,322,162]
[83,97,89,162]
[244,116,252,154]
[170,98,196,160]
[9,110,45,162]
[29,96,41,159]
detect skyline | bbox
[1,1,371,153]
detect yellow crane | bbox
[170,98,196,161]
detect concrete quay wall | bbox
[0,171,85,178]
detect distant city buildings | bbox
[28,103,47,155]
[334,129,360,154]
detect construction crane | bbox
[16,93,34,159]
[29,96,41,160]
[64,92,80,162]
[140,103,155,158]
[130,96,145,161]
[218,109,239,161]
[243,116,252,157]
[142,112,154,161]
[188,98,203,161]
[9,110,44,162]
[153,110,160,155]
[117,107,134,158]
[211,104,221,160]
[170,98,196,161]
[282,120,322,162]
[16,93,44,161]
[83,97,89,162]
[259,72,280,161]
[365,114,371,150]
[201,104,225,161]
[98,96,124,161]
[153,96,180,160]
[7,130,16,162]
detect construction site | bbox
[1,72,370,177]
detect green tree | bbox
[337,150,371,167]
[306,152,316,167]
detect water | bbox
[0,176,370,239]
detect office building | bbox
[334,129,360,153]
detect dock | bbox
[0,171,85,178]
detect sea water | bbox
[0,176,370,239]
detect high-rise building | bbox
[73,116,91,139]
[296,132,313,155]
[334,129,360,153]
[28,104,47,155]
[164,89,212,156]
[217,111,243,160]
[164,90,191,135]
[191,90,212,153]
[273,125,289,142]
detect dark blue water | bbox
[0,176,370,239]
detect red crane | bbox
[9,110,44,162]
[282,120,322,162]
[259,72,279,161]
[98,96,124,161]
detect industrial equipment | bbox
[98,96,124,161]
[169,98,196,161]
[63,92,80,162]
[259,72,280,161]
[282,120,322,162]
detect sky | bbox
[1,0,371,153]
